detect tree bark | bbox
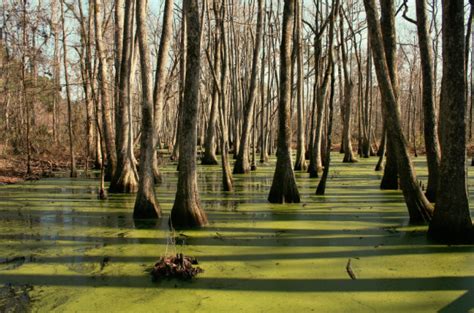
[429,0,473,243]
[339,12,357,164]
[110,0,138,193]
[133,0,161,219]
[294,0,306,171]
[415,0,441,202]
[233,0,264,174]
[379,0,399,190]
[60,0,77,178]
[202,35,219,165]
[93,0,117,181]
[152,0,175,181]
[217,0,233,191]
[316,0,337,195]
[268,0,300,204]
[171,8,187,162]
[364,0,433,223]
[170,0,208,228]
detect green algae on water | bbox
[0,154,473,312]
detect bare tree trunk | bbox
[170,0,208,228]
[379,0,399,190]
[268,0,300,204]
[217,0,233,191]
[259,14,268,164]
[308,4,330,178]
[309,58,331,178]
[51,0,60,144]
[364,0,433,223]
[375,131,386,171]
[316,0,338,195]
[21,0,31,175]
[93,0,117,181]
[202,29,219,166]
[110,0,138,193]
[429,0,473,243]
[60,0,77,178]
[114,0,124,114]
[362,38,373,158]
[171,9,187,162]
[294,0,306,171]
[152,0,175,183]
[316,64,335,195]
[414,0,441,202]
[339,13,357,164]
[133,0,161,219]
[233,0,264,174]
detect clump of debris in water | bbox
[151,253,203,281]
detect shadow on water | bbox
[132,219,160,230]
[0,154,473,311]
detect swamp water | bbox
[0,155,473,312]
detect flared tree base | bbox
[294,160,308,171]
[133,195,161,219]
[153,165,163,185]
[170,200,208,229]
[98,188,107,200]
[380,172,399,190]
[201,154,219,165]
[343,153,358,163]
[109,169,138,194]
[375,156,384,172]
[428,220,474,244]
[233,157,250,174]
[104,162,116,182]
[268,159,300,204]
[70,169,78,178]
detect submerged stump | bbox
[151,254,203,281]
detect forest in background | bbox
[0,0,473,243]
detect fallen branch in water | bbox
[346,259,357,280]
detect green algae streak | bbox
[0,154,473,312]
